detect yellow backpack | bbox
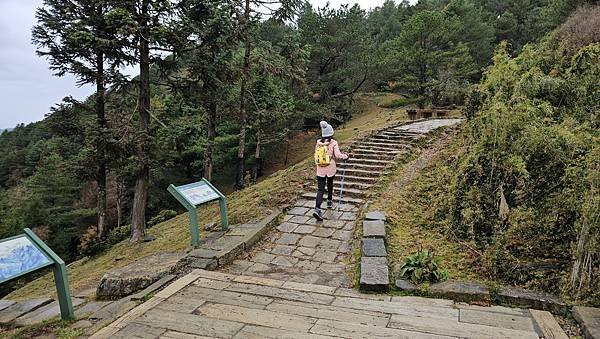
[314,144,331,167]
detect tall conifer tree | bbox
[32,0,128,237]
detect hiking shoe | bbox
[327,200,334,209]
[313,209,324,221]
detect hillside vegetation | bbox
[1,0,597,304]
[7,94,406,300]
[374,7,599,306]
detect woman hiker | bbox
[313,121,351,221]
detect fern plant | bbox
[399,249,449,284]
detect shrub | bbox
[148,209,178,227]
[399,249,449,284]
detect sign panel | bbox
[168,178,229,247]
[0,235,52,283]
[176,182,220,206]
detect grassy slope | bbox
[368,128,483,285]
[8,93,408,300]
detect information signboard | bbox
[0,235,52,283]
[168,178,228,246]
[175,182,220,206]
[0,229,74,320]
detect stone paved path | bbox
[219,118,463,287]
[90,119,566,338]
[93,269,543,338]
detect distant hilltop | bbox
[0,128,14,133]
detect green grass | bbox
[7,92,408,301]
[0,319,83,339]
[369,129,485,286]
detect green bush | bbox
[399,249,449,284]
[148,209,178,227]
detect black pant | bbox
[316,176,334,209]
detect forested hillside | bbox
[451,6,600,304]
[0,0,596,298]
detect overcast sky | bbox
[0,0,395,129]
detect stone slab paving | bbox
[219,199,359,288]
[15,297,85,326]
[89,119,564,338]
[93,269,547,339]
[0,298,52,324]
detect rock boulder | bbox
[96,252,185,299]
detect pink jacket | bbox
[316,139,348,177]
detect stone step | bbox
[351,152,397,161]
[308,185,365,198]
[302,192,364,205]
[366,138,408,146]
[339,175,378,184]
[372,134,419,142]
[338,162,388,171]
[352,148,405,155]
[339,168,386,178]
[347,158,394,165]
[333,180,373,190]
[356,142,406,150]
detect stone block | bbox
[395,279,418,292]
[572,306,600,339]
[15,298,85,326]
[288,207,310,216]
[497,287,566,314]
[363,220,385,238]
[365,211,386,221]
[187,258,218,270]
[0,298,52,324]
[276,233,301,245]
[362,238,387,257]
[459,308,536,332]
[96,252,186,299]
[276,222,298,233]
[270,245,295,255]
[428,280,490,302]
[130,274,177,300]
[293,225,316,234]
[271,256,297,267]
[74,301,112,319]
[360,257,389,291]
[312,227,335,238]
[0,300,15,312]
[530,309,569,339]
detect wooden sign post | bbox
[168,178,229,247]
[0,229,74,320]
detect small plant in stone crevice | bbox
[399,249,449,284]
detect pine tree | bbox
[109,0,178,242]
[32,0,128,237]
[234,0,301,189]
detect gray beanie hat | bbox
[320,121,334,137]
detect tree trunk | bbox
[204,97,216,181]
[116,181,123,229]
[131,0,150,243]
[252,128,261,182]
[95,51,108,237]
[235,0,251,189]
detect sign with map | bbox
[0,235,52,283]
[168,178,229,247]
[175,181,220,206]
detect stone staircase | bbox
[305,119,461,201]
